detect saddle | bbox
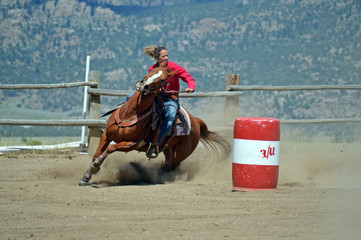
[101,96,191,137]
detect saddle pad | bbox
[173,105,191,136]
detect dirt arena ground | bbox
[1,138,361,240]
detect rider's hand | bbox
[183,88,194,93]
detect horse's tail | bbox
[197,117,232,158]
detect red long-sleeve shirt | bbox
[148,61,196,94]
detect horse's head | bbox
[138,67,177,95]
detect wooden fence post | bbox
[87,70,101,155]
[224,74,240,125]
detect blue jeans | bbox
[157,94,179,144]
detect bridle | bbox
[136,78,166,95]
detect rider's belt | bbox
[170,94,178,101]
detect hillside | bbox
[1,0,361,134]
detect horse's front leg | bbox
[78,141,139,186]
[78,150,109,186]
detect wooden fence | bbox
[1,70,361,151]
[0,71,242,151]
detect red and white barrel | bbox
[232,117,280,191]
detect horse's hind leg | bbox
[167,136,199,171]
[162,139,195,171]
[162,147,175,172]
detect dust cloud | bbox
[85,143,231,187]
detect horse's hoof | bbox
[78,178,90,186]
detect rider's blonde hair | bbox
[144,45,167,59]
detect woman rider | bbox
[144,45,196,158]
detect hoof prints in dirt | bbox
[92,162,177,187]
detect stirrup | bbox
[146,143,159,159]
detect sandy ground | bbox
[1,139,361,240]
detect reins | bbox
[161,88,183,94]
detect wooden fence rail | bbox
[0,119,106,127]
[280,118,361,124]
[227,85,361,91]
[88,88,243,98]
[0,82,97,89]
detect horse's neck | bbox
[136,92,156,113]
[126,91,156,114]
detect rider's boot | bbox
[147,143,159,158]
[147,131,160,158]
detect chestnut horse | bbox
[79,67,231,186]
